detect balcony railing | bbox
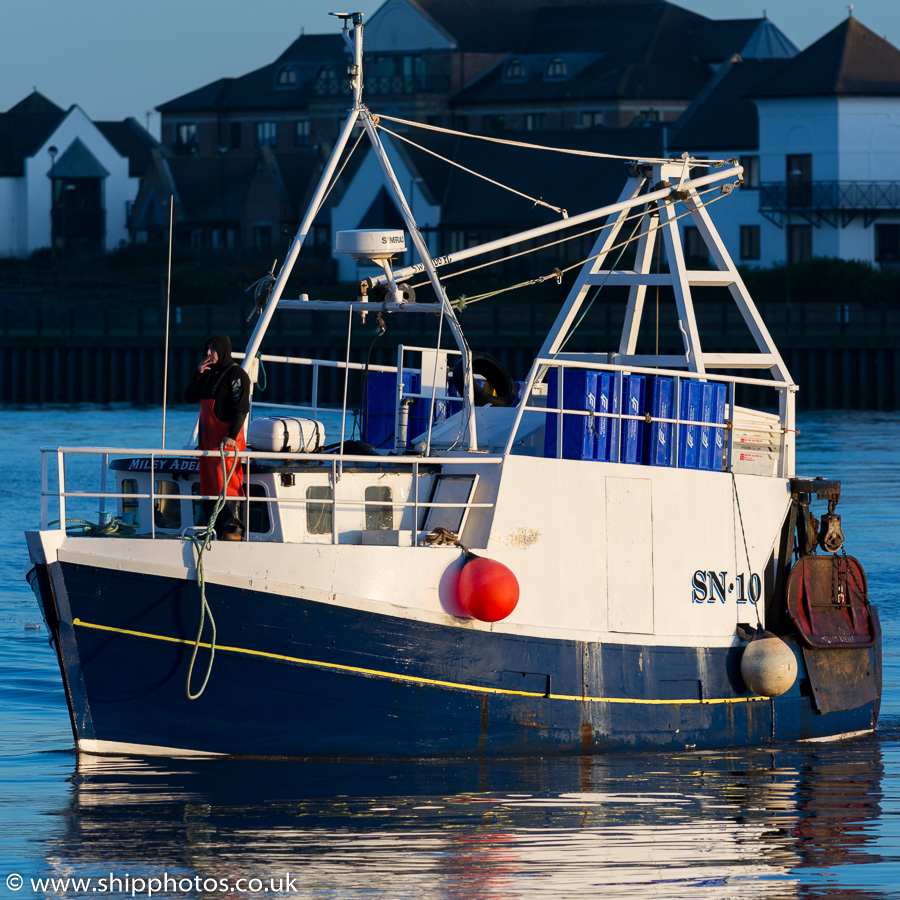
[760,180,900,226]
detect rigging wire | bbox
[374,113,732,167]
[377,123,568,217]
[444,186,730,309]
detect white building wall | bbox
[10,105,140,257]
[0,178,25,256]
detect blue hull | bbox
[35,560,879,757]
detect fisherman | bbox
[184,334,251,541]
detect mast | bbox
[240,13,478,449]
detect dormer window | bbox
[276,66,297,87]
[505,58,526,81]
[546,57,567,79]
[316,65,340,96]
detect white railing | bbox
[39,446,500,543]
[507,358,796,478]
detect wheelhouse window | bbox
[248,483,271,534]
[154,480,180,529]
[122,478,139,523]
[256,122,277,147]
[306,486,333,534]
[175,123,198,155]
[365,486,393,531]
[740,225,760,261]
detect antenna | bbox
[161,195,174,449]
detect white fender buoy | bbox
[740,630,798,697]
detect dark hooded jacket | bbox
[184,334,251,440]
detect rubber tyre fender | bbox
[452,352,517,408]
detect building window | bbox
[875,224,900,264]
[295,120,310,147]
[253,224,272,248]
[483,115,505,132]
[683,226,708,267]
[546,57,567,79]
[276,65,297,87]
[740,225,760,260]
[740,155,759,189]
[306,485,332,534]
[635,109,660,125]
[230,122,242,150]
[365,486,393,531]
[316,65,340,96]
[505,58,526,80]
[525,113,545,132]
[788,224,812,263]
[175,123,198,155]
[579,111,604,128]
[256,122,277,147]
[786,154,812,207]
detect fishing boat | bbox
[26,13,880,758]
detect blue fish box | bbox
[363,371,418,448]
[699,382,727,471]
[620,374,646,464]
[644,376,675,467]
[678,380,702,469]
[593,372,619,462]
[545,368,600,460]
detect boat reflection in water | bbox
[52,739,887,898]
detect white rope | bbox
[378,124,567,217]
[373,113,732,166]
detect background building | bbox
[0,92,157,257]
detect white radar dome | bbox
[334,229,406,260]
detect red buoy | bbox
[458,557,519,622]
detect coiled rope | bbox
[184,442,239,700]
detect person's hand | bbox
[223,436,238,449]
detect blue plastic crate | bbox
[363,371,418,448]
[544,368,600,460]
[699,382,727,471]
[644,376,675,467]
[620,374,646,464]
[678,380,702,469]
[593,372,619,462]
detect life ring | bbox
[452,353,517,408]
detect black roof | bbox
[158,34,347,114]
[669,57,787,152]
[0,91,65,176]
[453,3,770,107]
[752,16,900,98]
[96,119,162,177]
[384,126,666,228]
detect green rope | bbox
[184,442,240,701]
[50,517,137,537]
